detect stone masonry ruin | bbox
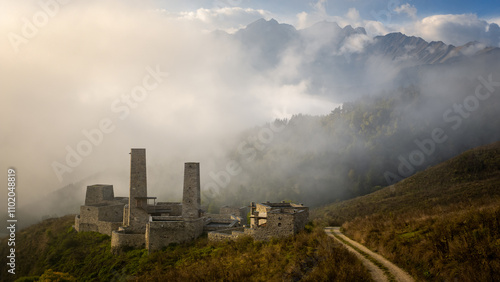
[74,148,309,252]
[208,202,309,242]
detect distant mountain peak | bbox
[342,25,367,36]
[268,18,279,25]
[242,18,297,34]
[355,27,367,35]
[246,18,281,29]
[343,24,354,31]
[309,20,341,30]
[300,21,366,39]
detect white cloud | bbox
[407,14,500,46]
[489,17,500,26]
[394,3,417,20]
[346,7,360,22]
[459,42,488,56]
[295,5,388,36]
[165,7,272,33]
[340,33,373,54]
[295,0,330,29]
[312,0,328,19]
[296,11,309,29]
[364,20,391,35]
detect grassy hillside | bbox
[313,141,500,280]
[0,216,371,282]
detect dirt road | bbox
[325,227,414,282]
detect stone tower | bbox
[84,184,114,205]
[182,163,200,218]
[126,148,148,232]
[130,148,147,200]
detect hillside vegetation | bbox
[0,216,370,282]
[314,141,500,280]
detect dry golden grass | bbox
[314,141,500,280]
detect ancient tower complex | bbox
[75,148,309,252]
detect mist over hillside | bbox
[201,19,500,209]
[1,1,500,229]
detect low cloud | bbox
[167,7,272,33]
[394,3,417,20]
[340,33,373,54]
[0,0,339,218]
[406,14,500,46]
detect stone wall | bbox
[78,221,122,236]
[76,204,125,236]
[207,232,234,241]
[76,223,98,233]
[207,227,245,241]
[249,209,309,241]
[78,203,124,223]
[111,231,145,250]
[245,213,293,241]
[97,221,123,236]
[79,205,100,224]
[97,204,124,222]
[292,209,309,233]
[146,218,204,251]
[127,206,150,234]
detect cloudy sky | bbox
[1,0,499,220]
[157,0,500,46]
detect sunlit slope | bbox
[316,141,500,224]
[314,141,500,280]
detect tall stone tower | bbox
[182,163,200,218]
[130,148,147,200]
[126,148,148,232]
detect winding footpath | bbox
[325,227,414,282]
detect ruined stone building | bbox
[74,184,127,236]
[208,202,309,241]
[75,148,308,252]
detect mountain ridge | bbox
[233,18,500,67]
